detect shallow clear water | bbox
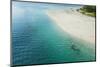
[12,1,95,66]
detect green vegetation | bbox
[79,5,96,17]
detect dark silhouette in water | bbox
[71,45,80,52]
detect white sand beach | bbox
[46,9,95,44]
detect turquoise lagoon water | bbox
[12,1,95,66]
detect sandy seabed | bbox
[46,9,95,44]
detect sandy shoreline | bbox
[46,9,95,44]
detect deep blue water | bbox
[12,1,95,66]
